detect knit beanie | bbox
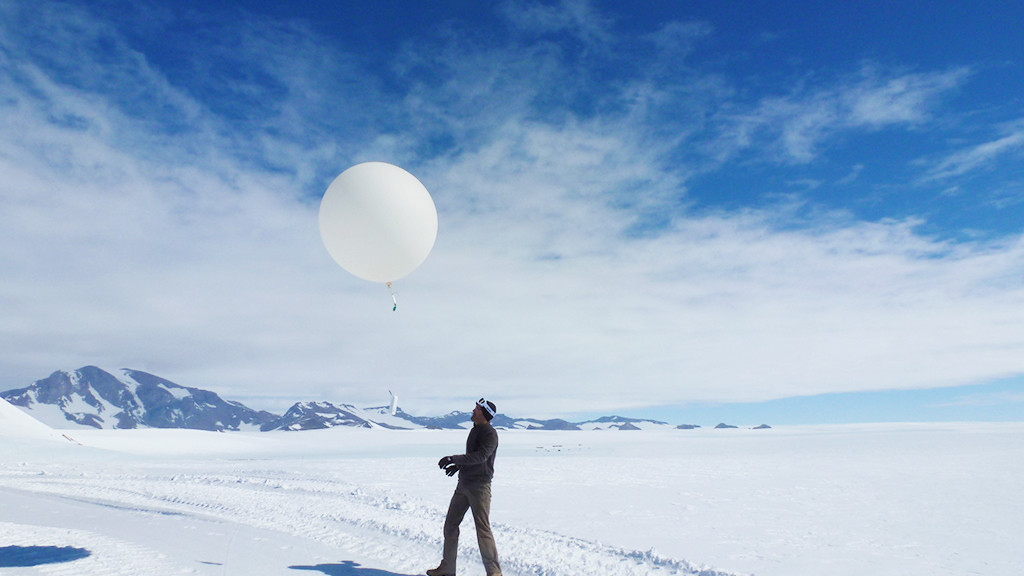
[477,398,497,421]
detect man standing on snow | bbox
[428,398,502,576]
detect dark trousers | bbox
[440,481,501,576]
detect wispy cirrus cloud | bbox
[500,0,616,48]
[712,65,970,164]
[923,119,1024,181]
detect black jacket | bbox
[452,422,498,484]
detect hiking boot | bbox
[426,566,454,576]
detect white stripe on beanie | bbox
[477,398,496,417]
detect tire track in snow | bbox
[1,466,744,576]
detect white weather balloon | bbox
[318,162,438,285]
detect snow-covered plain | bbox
[2,407,1022,576]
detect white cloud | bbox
[715,66,970,165]
[924,119,1024,181]
[931,390,1024,408]
[835,164,864,186]
[501,0,615,49]
[844,65,968,127]
[643,20,713,58]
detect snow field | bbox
[0,521,180,576]
[1,459,727,576]
[2,423,1023,576]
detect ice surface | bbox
[1,420,1022,576]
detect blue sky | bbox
[2,0,1023,424]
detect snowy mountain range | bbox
[1,366,727,432]
[2,367,277,431]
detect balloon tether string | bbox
[386,282,397,311]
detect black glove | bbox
[438,456,454,469]
[444,463,459,477]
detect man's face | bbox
[471,405,485,424]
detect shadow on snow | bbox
[0,545,91,567]
[289,560,420,576]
